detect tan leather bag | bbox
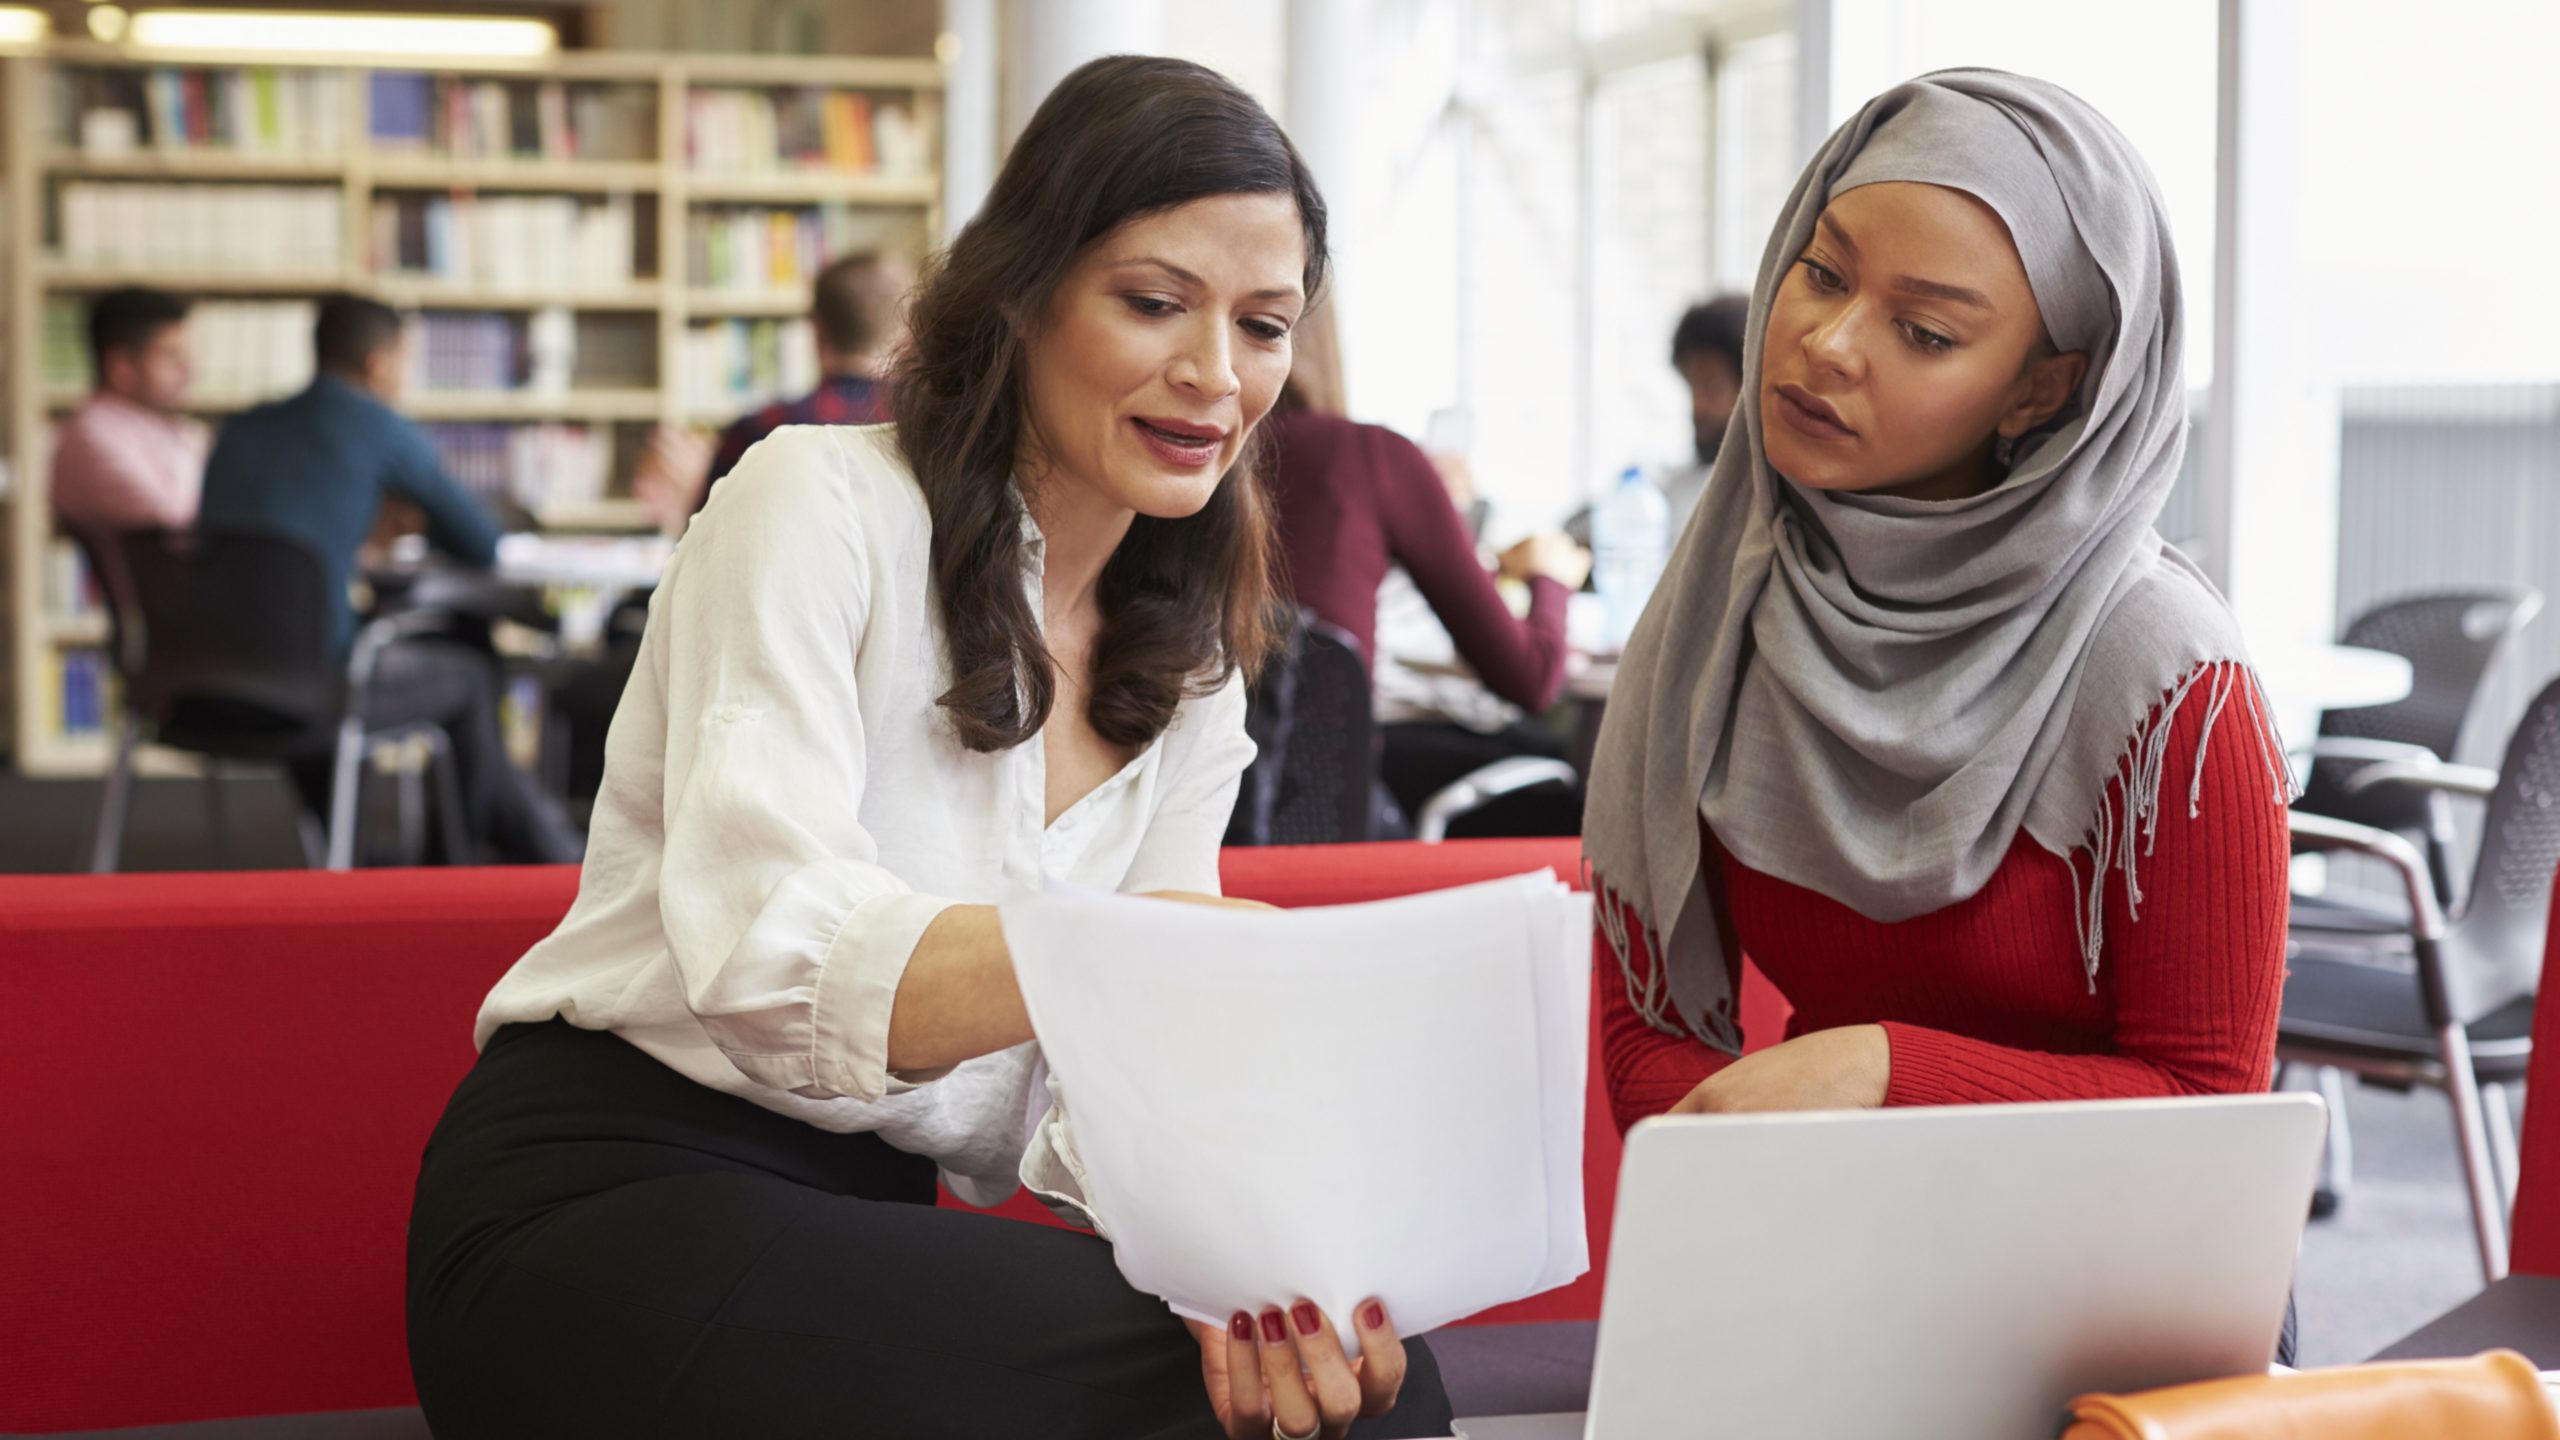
[2058,1351,2559,1439]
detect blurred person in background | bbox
[1668,294,1750,500]
[1259,302,1590,836]
[633,250,916,531]
[1367,445,1592,836]
[51,287,208,575]
[1565,294,1748,562]
[561,252,919,798]
[198,295,582,865]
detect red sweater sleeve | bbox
[1372,428,1571,711]
[1596,894,1739,1135]
[1880,664,2291,1105]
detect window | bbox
[1590,54,1711,477]
[1710,31,1795,293]
[1461,70,1583,520]
[1449,0,1791,525]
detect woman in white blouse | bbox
[406,57,1448,1440]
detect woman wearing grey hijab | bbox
[1585,72,2294,1128]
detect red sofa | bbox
[0,841,1789,1435]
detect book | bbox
[188,300,318,399]
[421,420,614,513]
[46,541,103,621]
[42,298,88,389]
[685,86,922,176]
[370,71,434,150]
[67,65,342,155]
[681,316,816,416]
[685,203,871,291]
[371,192,639,289]
[57,181,342,274]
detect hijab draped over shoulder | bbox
[1581,69,2293,1053]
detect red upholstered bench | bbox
[0,842,1791,1435]
[2373,859,2560,1362]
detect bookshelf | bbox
[5,41,942,777]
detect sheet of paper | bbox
[1001,872,1592,1344]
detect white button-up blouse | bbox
[476,424,1255,1206]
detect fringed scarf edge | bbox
[1588,658,2297,1044]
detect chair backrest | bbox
[117,526,342,736]
[61,523,146,681]
[2443,673,2560,1025]
[2300,588,2542,828]
[1225,612,1375,847]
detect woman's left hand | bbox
[1670,1024,1892,1115]
[1189,1297,1408,1440]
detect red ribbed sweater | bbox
[1599,662,2292,1134]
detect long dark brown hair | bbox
[892,55,1329,754]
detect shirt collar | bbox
[86,389,172,422]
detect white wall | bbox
[2296,0,2560,385]
[1165,0,1288,114]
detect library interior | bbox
[4,3,2560,1439]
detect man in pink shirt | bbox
[50,287,208,550]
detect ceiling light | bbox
[125,10,557,59]
[0,5,49,45]
[88,4,129,41]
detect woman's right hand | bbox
[1193,1299,1410,1440]
[1499,531,1594,590]
[631,424,714,535]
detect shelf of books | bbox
[5,43,941,777]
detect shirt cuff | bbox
[807,888,958,1102]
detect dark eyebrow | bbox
[1817,213,1860,261]
[1891,275,1996,311]
[1114,255,1303,306]
[1817,213,1995,311]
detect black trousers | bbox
[407,1021,1455,1439]
[1379,720,1582,839]
[290,639,583,865]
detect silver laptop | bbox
[1465,1093,2325,1440]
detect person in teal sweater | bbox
[199,296,579,864]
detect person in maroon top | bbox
[1582,68,2296,1241]
[1261,304,1590,834]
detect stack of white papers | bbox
[1000,872,1592,1343]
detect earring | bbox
[1994,431,2022,469]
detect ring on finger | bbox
[1272,1419,1320,1440]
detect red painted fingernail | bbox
[1230,1312,1254,1342]
[1260,1309,1288,1344]
[1362,1302,1386,1331]
[1292,1301,1320,1336]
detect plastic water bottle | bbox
[1591,466,1669,652]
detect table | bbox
[489,532,675,593]
[371,533,674,655]
[2252,642,2416,771]
[1563,652,1617,704]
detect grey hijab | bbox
[1582,69,2293,1054]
